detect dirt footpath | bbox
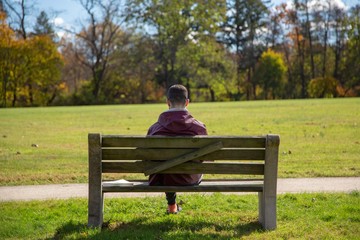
[1,177,359,202]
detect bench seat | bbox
[102,180,264,193]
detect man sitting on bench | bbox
[147,84,208,214]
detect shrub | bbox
[307,77,339,98]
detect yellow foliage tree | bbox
[0,12,13,107]
[0,12,64,107]
[26,36,64,106]
[254,49,287,99]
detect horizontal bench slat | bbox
[102,162,264,175]
[102,148,265,161]
[102,181,264,192]
[102,135,266,148]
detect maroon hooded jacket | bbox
[147,109,207,186]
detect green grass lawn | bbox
[0,98,359,185]
[0,192,359,239]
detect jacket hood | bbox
[147,109,207,136]
[158,110,195,132]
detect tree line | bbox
[1,0,359,107]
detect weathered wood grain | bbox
[102,148,265,161]
[102,181,264,193]
[102,161,264,175]
[88,133,103,228]
[102,135,266,148]
[144,141,223,175]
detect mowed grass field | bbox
[0,98,359,186]
[1,192,359,239]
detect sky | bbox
[35,0,359,38]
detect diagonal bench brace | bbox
[144,141,223,176]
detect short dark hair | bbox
[167,84,188,105]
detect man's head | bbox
[167,84,189,108]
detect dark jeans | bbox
[166,192,176,205]
[149,173,202,205]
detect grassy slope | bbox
[0,192,359,239]
[0,98,359,185]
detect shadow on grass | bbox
[52,217,263,239]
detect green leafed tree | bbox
[125,0,226,90]
[221,0,270,100]
[341,4,360,96]
[176,37,237,102]
[33,11,55,38]
[103,32,159,104]
[71,0,124,104]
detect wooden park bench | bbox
[88,133,280,230]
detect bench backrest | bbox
[88,134,280,179]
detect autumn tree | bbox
[268,4,294,99]
[277,1,307,98]
[2,36,63,107]
[58,39,91,103]
[0,11,30,107]
[254,49,287,99]
[307,76,338,98]
[26,36,64,105]
[0,7,63,107]
[0,11,15,107]
[2,0,38,105]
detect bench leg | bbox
[259,134,279,230]
[258,192,264,226]
[258,192,276,230]
[88,189,104,228]
[88,133,103,228]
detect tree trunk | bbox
[47,89,58,105]
[333,9,345,83]
[322,34,328,78]
[300,40,306,98]
[28,82,34,106]
[333,29,341,81]
[186,79,191,101]
[305,0,315,79]
[246,68,252,101]
[282,43,294,98]
[163,60,170,90]
[296,27,306,98]
[236,53,242,100]
[322,13,330,78]
[92,70,101,102]
[2,74,8,108]
[12,88,17,107]
[209,87,215,102]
